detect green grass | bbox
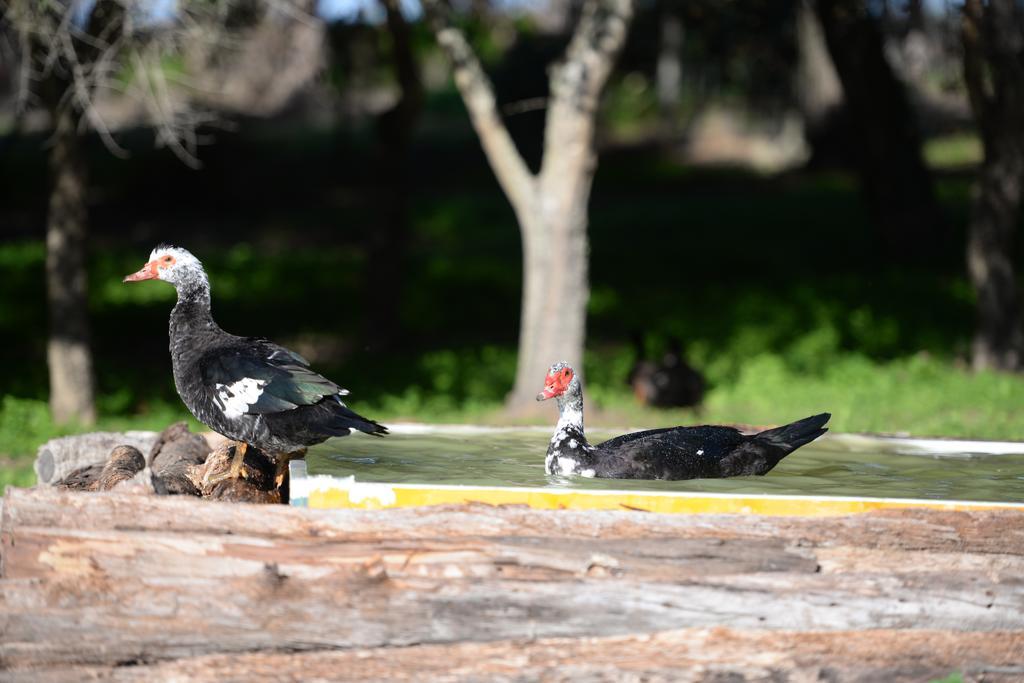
[924,133,983,169]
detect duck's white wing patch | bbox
[215,377,268,419]
[556,456,578,476]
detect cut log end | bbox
[55,445,145,492]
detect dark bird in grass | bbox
[628,333,705,408]
[124,245,387,483]
[540,361,828,480]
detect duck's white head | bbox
[124,244,210,305]
[536,361,581,402]
[124,244,207,288]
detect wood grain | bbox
[2,487,1022,679]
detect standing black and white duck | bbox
[124,245,387,481]
[538,361,829,479]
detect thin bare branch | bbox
[58,31,130,158]
[130,48,202,169]
[266,0,320,27]
[15,22,33,115]
[962,0,993,149]
[539,0,633,192]
[5,0,279,168]
[502,96,548,116]
[421,0,535,213]
[550,0,633,113]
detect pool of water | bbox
[306,428,1024,503]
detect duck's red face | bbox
[536,365,574,401]
[124,252,176,282]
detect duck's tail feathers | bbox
[324,402,389,437]
[755,412,830,453]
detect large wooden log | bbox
[4,486,1023,552]
[10,630,1024,682]
[2,487,1022,678]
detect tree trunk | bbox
[962,0,1024,372]
[815,0,941,260]
[27,0,124,426]
[509,196,590,407]
[795,0,842,133]
[966,160,1024,370]
[45,104,96,425]
[796,0,846,167]
[656,5,683,132]
[364,0,423,350]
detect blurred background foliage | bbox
[1,0,1023,486]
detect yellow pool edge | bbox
[289,465,1024,516]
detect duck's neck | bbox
[546,388,594,474]
[553,393,586,444]
[170,272,217,345]
[176,268,211,307]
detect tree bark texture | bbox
[513,205,591,407]
[44,104,96,425]
[2,488,1023,679]
[424,0,633,411]
[962,0,1024,371]
[815,0,942,259]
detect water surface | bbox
[306,429,1024,503]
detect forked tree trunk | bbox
[424,0,633,411]
[962,0,1024,371]
[45,104,96,424]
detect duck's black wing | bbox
[593,425,753,480]
[198,339,387,437]
[595,426,683,451]
[199,341,338,413]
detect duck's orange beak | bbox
[536,373,561,401]
[537,367,574,400]
[123,261,158,282]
